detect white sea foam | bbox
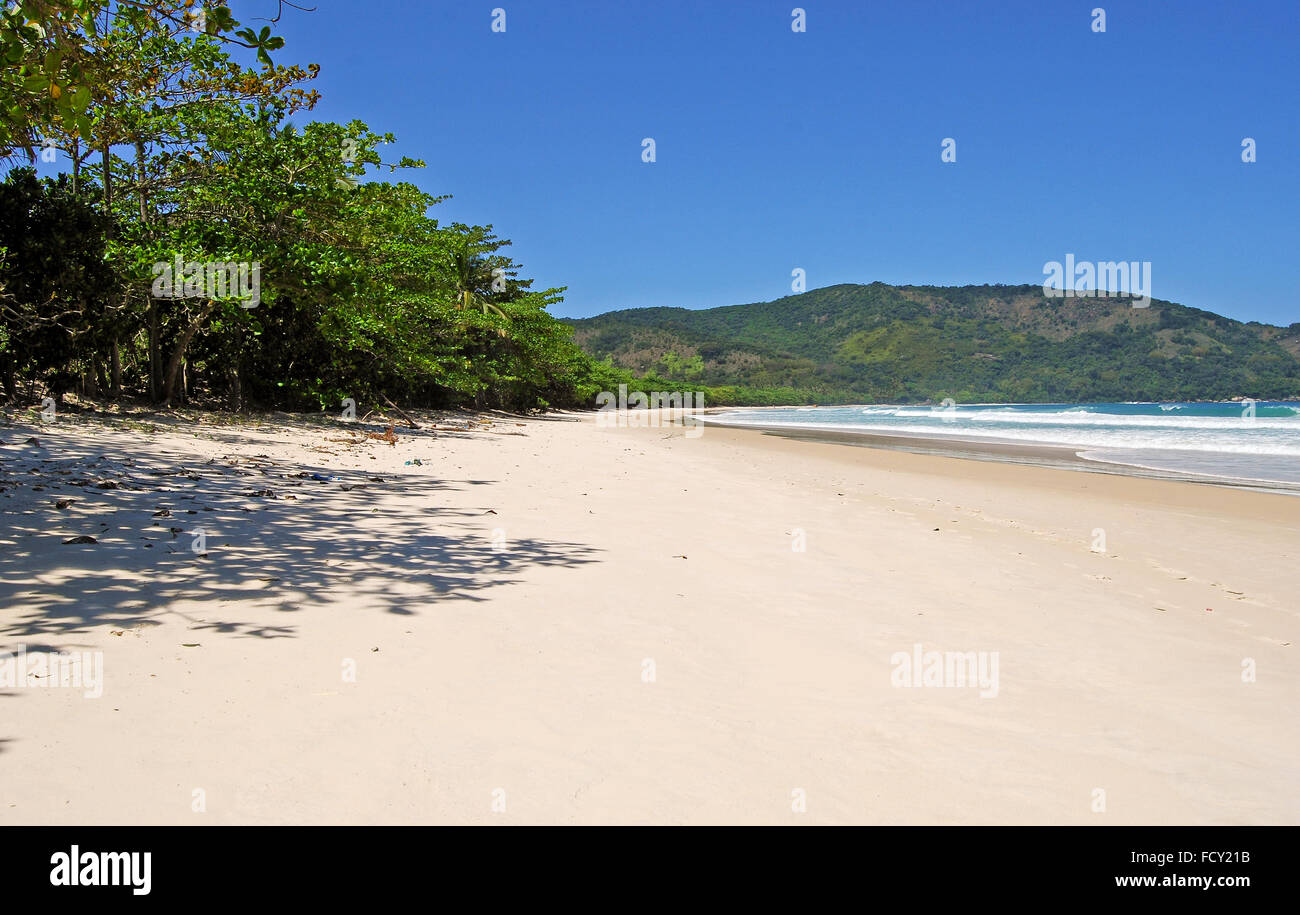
[710,403,1300,479]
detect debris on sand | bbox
[369,424,398,446]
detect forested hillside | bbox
[567,283,1300,404]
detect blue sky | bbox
[93,1,1300,322]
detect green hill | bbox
[564,283,1300,404]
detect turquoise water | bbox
[712,402,1300,486]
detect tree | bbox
[1,1,290,162]
[1,3,613,413]
[0,168,120,402]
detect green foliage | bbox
[0,5,602,412]
[1,2,290,158]
[0,168,118,398]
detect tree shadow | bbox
[0,420,599,645]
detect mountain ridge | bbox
[564,283,1300,404]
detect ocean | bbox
[710,402,1300,488]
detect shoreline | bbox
[702,414,1300,496]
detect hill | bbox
[564,283,1300,404]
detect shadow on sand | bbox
[0,419,599,648]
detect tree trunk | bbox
[101,139,111,217]
[161,302,215,406]
[134,138,148,224]
[110,339,121,399]
[92,354,108,399]
[129,139,147,403]
[228,364,242,412]
[1,357,16,403]
[148,301,160,401]
[229,326,244,412]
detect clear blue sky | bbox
[153,1,1300,322]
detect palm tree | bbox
[450,244,506,318]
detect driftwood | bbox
[381,395,420,430]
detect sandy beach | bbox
[1,408,1296,825]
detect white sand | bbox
[1,408,1296,824]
